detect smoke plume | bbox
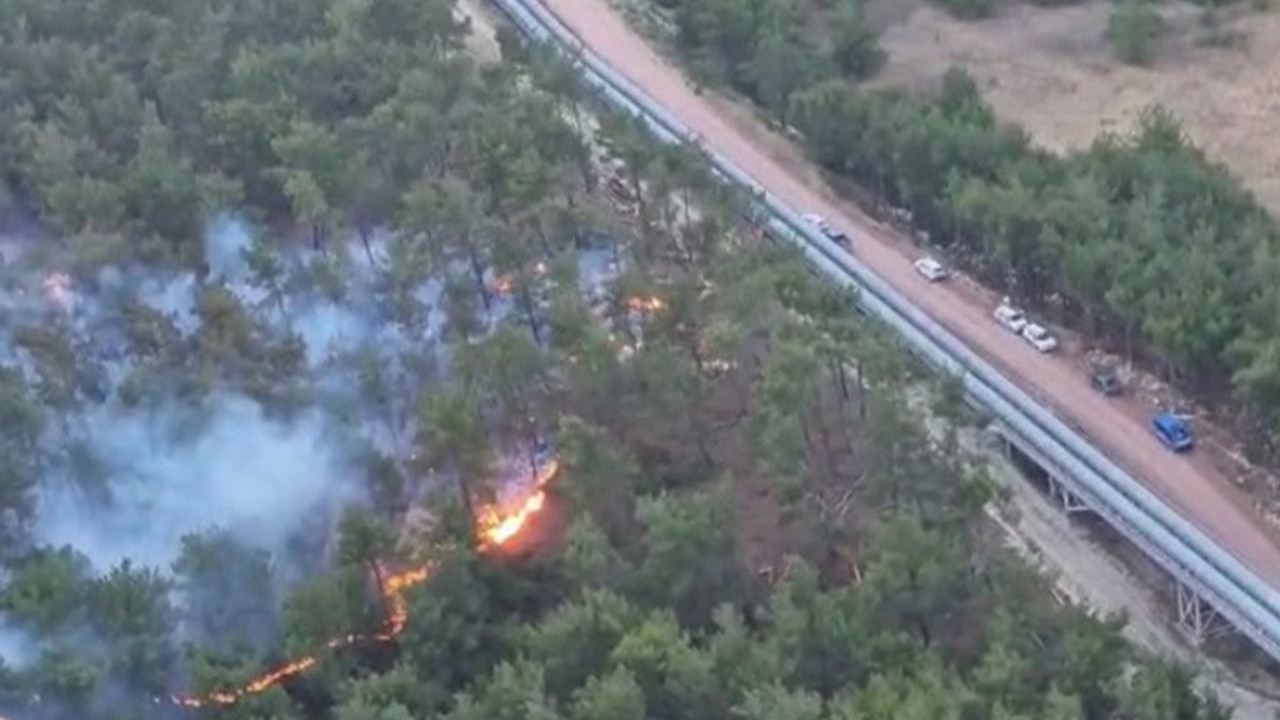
[32,395,361,572]
[0,213,616,688]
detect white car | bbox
[800,212,850,245]
[993,299,1028,333]
[801,212,829,232]
[1021,323,1058,353]
[913,256,947,282]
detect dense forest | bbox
[0,0,1243,719]
[653,0,1280,460]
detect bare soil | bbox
[870,0,1280,216]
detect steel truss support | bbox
[995,425,1088,515]
[1046,475,1089,514]
[1175,580,1228,645]
[989,424,1239,651]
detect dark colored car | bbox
[823,227,850,245]
[1089,364,1123,396]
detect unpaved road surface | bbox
[530,0,1280,591]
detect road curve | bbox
[536,0,1280,588]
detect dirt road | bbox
[532,0,1280,589]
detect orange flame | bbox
[491,264,663,316]
[483,492,547,547]
[493,262,549,295]
[626,295,665,312]
[478,459,559,549]
[167,460,561,709]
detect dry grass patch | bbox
[869,0,1280,215]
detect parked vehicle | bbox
[1021,323,1057,353]
[825,226,850,245]
[1152,412,1194,452]
[1089,363,1123,396]
[993,298,1028,333]
[800,212,850,246]
[801,212,827,230]
[913,256,947,282]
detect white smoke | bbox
[204,214,254,280]
[0,211,619,682]
[33,395,361,572]
[3,218,376,575]
[0,624,31,670]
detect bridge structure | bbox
[486,0,1280,663]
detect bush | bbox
[933,0,998,20]
[1107,0,1161,64]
